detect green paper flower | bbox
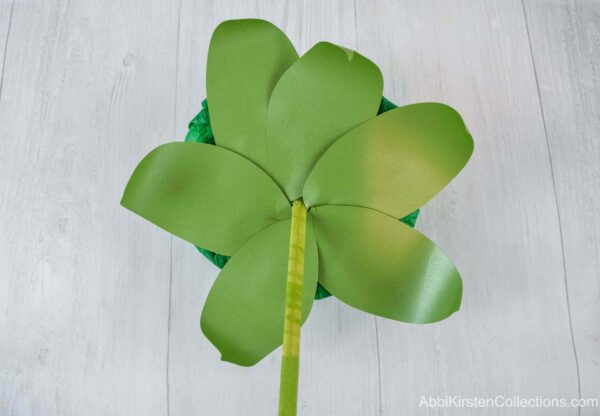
[184,97,420,300]
[121,19,473,367]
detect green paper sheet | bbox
[121,142,290,256]
[304,103,474,218]
[201,218,318,366]
[265,42,383,200]
[312,205,462,323]
[207,19,298,171]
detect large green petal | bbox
[207,19,298,167]
[201,218,318,366]
[265,42,383,200]
[304,103,474,218]
[312,205,462,323]
[121,142,290,256]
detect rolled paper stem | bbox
[278,199,307,416]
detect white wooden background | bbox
[1,0,598,415]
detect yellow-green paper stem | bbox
[278,199,307,416]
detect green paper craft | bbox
[264,41,383,199]
[121,18,473,416]
[122,142,290,256]
[312,206,461,323]
[207,19,298,170]
[304,103,473,219]
[201,217,318,366]
[184,97,421,300]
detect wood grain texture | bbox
[0,0,14,99]
[0,0,178,414]
[0,1,598,415]
[523,0,600,413]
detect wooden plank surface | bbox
[0,0,179,414]
[523,1,600,414]
[0,1,598,415]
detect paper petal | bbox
[121,142,290,256]
[207,19,298,169]
[312,205,462,323]
[304,103,474,218]
[201,218,318,366]
[265,42,383,200]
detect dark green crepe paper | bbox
[185,97,420,300]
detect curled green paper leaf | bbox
[207,19,298,169]
[201,217,318,366]
[265,42,383,200]
[312,205,462,323]
[121,142,290,256]
[304,103,474,218]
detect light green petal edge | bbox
[121,142,290,256]
[304,103,473,219]
[201,217,318,366]
[312,205,462,324]
[207,19,298,172]
[264,41,383,200]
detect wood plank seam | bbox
[0,0,15,102]
[521,2,582,413]
[167,1,185,415]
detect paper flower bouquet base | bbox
[121,19,473,416]
[185,97,421,300]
